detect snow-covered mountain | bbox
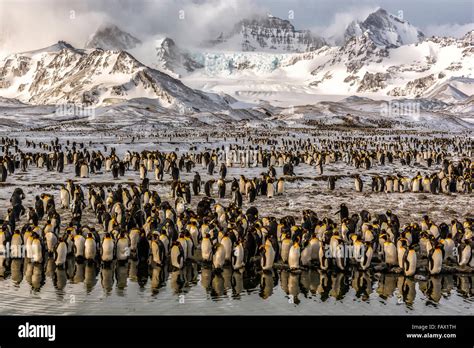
[85,24,142,50]
[180,30,473,105]
[206,14,327,53]
[0,41,252,117]
[155,38,203,76]
[343,8,425,47]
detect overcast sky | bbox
[0,0,472,53]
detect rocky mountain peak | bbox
[207,14,326,53]
[344,8,425,47]
[85,24,142,51]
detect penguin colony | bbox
[0,133,472,294]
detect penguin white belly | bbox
[397,247,406,268]
[176,202,185,215]
[221,237,232,261]
[383,242,398,266]
[281,241,291,263]
[201,239,213,262]
[261,245,275,271]
[459,245,472,266]
[60,189,70,208]
[170,245,183,269]
[212,245,225,269]
[442,239,454,260]
[101,239,114,262]
[404,250,417,276]
[80,164,89,178]
[429,226,439,239]
[55,242,67,266]
[151,241,163,264]
[45,232,57,253]
[74,237,85,257]
[267,183,274,198]
[288,245,300,269]
[159,235,169,254]
[310,238,320,260]
[300,246,312,267]
[31,240,43,263]
[116,238,130,261]
[277,180,285,195]
[130,230,140,252]
[319,245,329,270]
[140,166,146,179]
[232,244,245,270]
[85,239,97,260]
[189,227,200,247]
[10,235,23,258]
[360,246,373,270]
[412,180,420,192]
[428,250,443,275]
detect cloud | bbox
[423,23,474,38]
[0,0,266,54]
[310,6,377,44]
